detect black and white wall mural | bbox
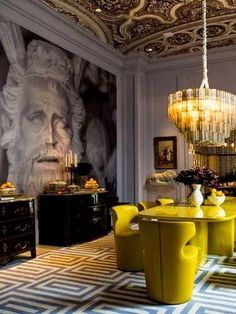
[0,19,117,196]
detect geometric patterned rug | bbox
[0,234,235,314]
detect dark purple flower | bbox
[175,166,219,187]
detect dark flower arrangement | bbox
[175,166,219,187]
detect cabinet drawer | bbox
[71,205,107,220]
[0,201,33,220]
[71,193,107,207]
[90,217,109,235]
[0,234,35,257]
[90,205,107,218]
[0,217,34,238]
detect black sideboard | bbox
[0,197,36,265]
[38,191,112,246]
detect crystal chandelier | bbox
[168,0,236,146]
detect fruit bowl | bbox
[207,195,225,207]
[0,187,16,196]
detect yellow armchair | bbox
[139,219,198,304]
[111,205,143,271]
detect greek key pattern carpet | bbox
[0,234,235,314]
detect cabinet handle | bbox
[93,207,102,212]
[1,225,7,235]
[91,193,99,204]
[14,208,20,214]
[14,207,27,215]
[2,243,8,253]
[75,214,81,219]
[15,224,30,232]
[0,207,6,216]
[15,242,29,250]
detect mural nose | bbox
[45,125,57,146]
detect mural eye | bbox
[27,112,44,127]
[55,116,69,129]
[31,117,43,126]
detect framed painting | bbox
[154,136,177,169]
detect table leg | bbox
[208,219,234,256]
[31,248,36,258]
[189,221,208,267]
[234,218,236,250]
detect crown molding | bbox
[145,44,236,73]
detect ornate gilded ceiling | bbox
[39,0,236,57]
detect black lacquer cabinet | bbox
[0,197,36,264]
[38,192,111,246]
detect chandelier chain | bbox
[200,0,209,88]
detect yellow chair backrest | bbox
[138,199,174,211]
[138,201,157,211]
[156,198,174,205]
[111,205,139,235]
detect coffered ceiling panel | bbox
[39,0,236,57]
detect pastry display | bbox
[84,178,99,189]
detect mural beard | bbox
[8,143,68,195]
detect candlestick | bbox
[64,151,79,185]
[65,154,68,167]
[70,150,73,166]
[74,153,77,167]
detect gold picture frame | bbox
[154,136,177,169]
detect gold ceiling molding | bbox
[40,0,113,44]
[128,18,236,56]
[38,0,236,57]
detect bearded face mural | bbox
[0,20,117,196]
[10,78,74,195]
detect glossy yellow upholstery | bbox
[138,198,174,211]
[139,220,198,304]
[156,198,175,205]
[111,205,143,271]
[138,201,157,211]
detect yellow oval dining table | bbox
[138,197,236,266]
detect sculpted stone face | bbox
[20,77,72,168]
[9,76,73,194]
[0,38,86,196]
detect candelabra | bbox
[65,165,76,185]
[64,152,78,185]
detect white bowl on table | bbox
[207,195,225,207]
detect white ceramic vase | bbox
[190,184,204,207]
